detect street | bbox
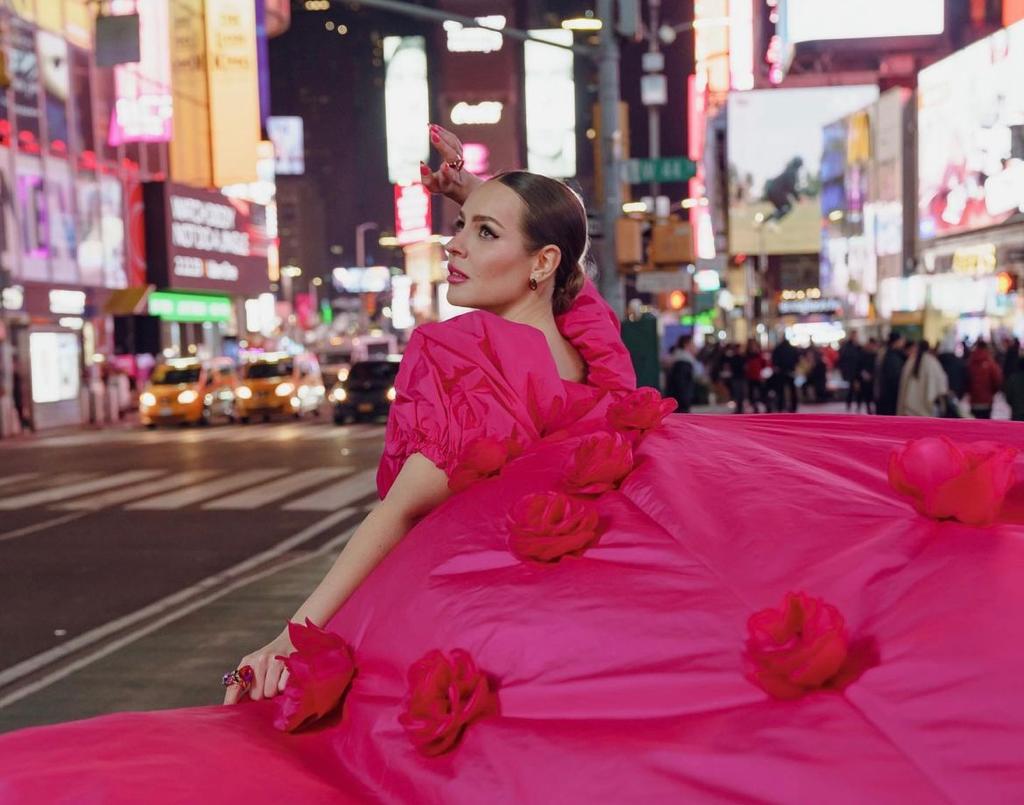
[0,418,385,731]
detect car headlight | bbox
[178,389,199,405]
[338,368,349,382]
[386,387,397,402]
[140,392,156,407]
[204,393,214,406]
[275,382,296,397]
[236,386,252,399]
[331,388,348,403]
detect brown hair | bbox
[494,171,587,315]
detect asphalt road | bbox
[0,417,385,695]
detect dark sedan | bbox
[330,359,402,424]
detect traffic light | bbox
[668,290,688,310]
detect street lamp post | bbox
[355,222,379,269]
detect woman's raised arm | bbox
[419,123,483,205]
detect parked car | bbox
[330,358,401,424]
[139,357,239,427]
[235,352,326,422]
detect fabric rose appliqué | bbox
[274,619,356,732]
[564,431,635,495]
[607,387,677,432]
[888,436,1018,526]
[508,491,601,562]
[399,649,499,757]
[448,436,522,493]
[744,592,849,700]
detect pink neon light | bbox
[108,0,173,145]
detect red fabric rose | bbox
[607,387,677,432]
[564,431,635,495]
[888,436,1018,526]
[398,649,498,757]
[274,619,356,732]
[448,436,522,493]
[744,592,849,700]
[508,492,601,562]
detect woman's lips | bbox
[447,266,469,284]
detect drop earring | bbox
[529,277,538,291]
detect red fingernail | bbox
[419,162,429,174]
[430,132,440,143]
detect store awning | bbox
[104,285,153,315]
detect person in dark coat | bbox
[856,338,878,414]
[771,337,800,413]
[1003,342,1024,421]
[876,332,906,416]
[966,339,1003,419]
[665,335,701,414]
[838,333,862,411]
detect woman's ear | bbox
[532,245,562,284]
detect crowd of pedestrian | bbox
[663,331,1024,421]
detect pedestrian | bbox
[965,339,1003,419]
[1003,342,1024,421]
[937,335,967,401]
[838,333,861,411]
[10,354,33,433]
[876,331,906,416]
[897,340,949,417]
[856,337,878,414]
[744,338,768,413]
[771,335,799,412]
[665,334,701,414]
[725,343,748,413]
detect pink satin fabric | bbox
[1,282,1022,803]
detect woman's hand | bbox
[223,627,295,705]
[419,123,481,205]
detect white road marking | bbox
[0,472,38,490]
[203,467,353,510]
[57,470,221,511]
[125,468,288,510]
[0,470,164,510]
[283,467,379,511]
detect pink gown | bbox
[2,283,1023,803]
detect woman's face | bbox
[444,181,542,314]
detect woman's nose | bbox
[444,233,466,258]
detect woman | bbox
[1,127,1022,803]
[897,340,949,417]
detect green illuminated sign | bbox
[148,291,232,323]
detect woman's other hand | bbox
[419,123,481,205]
[223,627,295,705]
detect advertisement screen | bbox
[100,175,126,288]
[77,176,104,286]
[46,159,77,282]
[394,183,431,245]
[108,0,172,145]
[16,154,48,281]
[30,331,80,404]
[267,116,305,175]
[918,21,1024,240]
[143,182,270,296]
[525,30,576,178]
[38,31,70,150]
[727,85,878,255]
[10,16,41,147]
[0,158,17,278]
[169,0,212,187]
[384,36,430,186]
[782,0,944,42]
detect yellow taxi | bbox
[234,352,326,423]
[139,357,240,427]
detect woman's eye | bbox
[453,219,465,232]
[479,225,496,239]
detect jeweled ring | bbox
[222,665,255,690]
[446,157,465,172]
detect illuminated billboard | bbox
[109,0,173,145]
[384,36,430,186]
[525,30,576,178]
[727,85,878,255]
[394,183,432,245]
[267,116,305,175]
[169,0,213,187]
[205,0,262,186]
[781,0,944,42]
[918,21,1024,240]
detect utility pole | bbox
[644,0,663,200]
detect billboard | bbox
[727,85,878,255]
[524,30,576,178]
[267,116,305,175]
[781,0,944,42]
[394,183,432,245]
[205,0,261,186]
[109,0,173,145]
[918,21,1024,240]
[143,182,270,296]
[169,0,213,187]
[384,36,430,186]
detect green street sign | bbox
[621,156,696,185]
[148,291,232,323]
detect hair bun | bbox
[553,262,585,315]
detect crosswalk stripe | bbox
[57,470,221,511]
[0,472,38,490]
[0,470,165,510]
[125,468,288,510]
[202,467,353,510]
[283,467,378,511]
